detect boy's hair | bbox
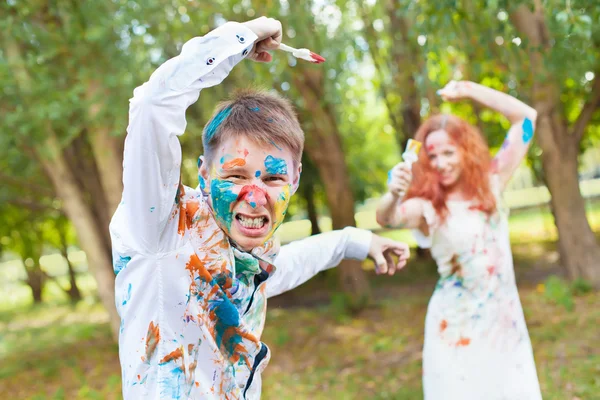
[202,88,304,166]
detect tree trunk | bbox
[303,183,321,236]
[26,266,44,304]
[59,231,82,303]
[294,70,371,305]
[540,131,600,285]
[511,3,600,288]
[88,81,124,215]
[40,134,120,337]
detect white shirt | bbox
[110,21,372,400]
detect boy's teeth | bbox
[238,216,265,229]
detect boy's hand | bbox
[368,235,410,275]
[243,17,282,63]
[387,161,412,198]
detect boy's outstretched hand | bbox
[368,235,410,276]
[243,17,282,63]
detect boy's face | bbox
[199,136,301,251]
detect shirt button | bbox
[236,34,246,44]
[206,57,215,65]
[242,48,249,56]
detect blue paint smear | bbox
[205,106,232,142]
[250,106,260,112]
[269,140,282,151]
[521,117,534,143]
[264,155,288,175]
[114,255,131,275]
[211,297,246,358]
[255,170,261,178]
[387,169,392,184]
[122,283,132,305]
[210,179,238,229]
[199,176,206,190]
[249,201,257,208]
[159,367,184,399]
[150,207,155,212]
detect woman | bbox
[376,80,543,399]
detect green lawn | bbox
[1,276,597,399]
[1,236,599,399]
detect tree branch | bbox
[4,198,61,213]
[571,69,600,143]
[0,171,55,197]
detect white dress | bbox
[414,177,543,399]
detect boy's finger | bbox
[255,52,272,63]
[393,246,410,260]
[373,253,388,275]
[385,252,396,275]
[396,259,407,269]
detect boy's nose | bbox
[237,184,268,209]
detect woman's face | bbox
[425,129,463,188]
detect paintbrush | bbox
[278,43,325,64]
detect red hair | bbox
[405,114,496,222]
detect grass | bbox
[1,237,598,399]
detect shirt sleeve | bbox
[266,227,373,298]
[110,22,257,254]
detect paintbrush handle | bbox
[278,43,296,54]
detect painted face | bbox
[425,129,462,188]
[199,136,301,251]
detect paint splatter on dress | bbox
[413,176,542,400]
[109,22,372,400]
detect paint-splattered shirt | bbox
[109,22,372,400]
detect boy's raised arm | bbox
[112,22,258,253]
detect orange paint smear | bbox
[143,321,160,362]
[160,347,183,364]
[456,337,471,347]
[186,253,214,283]
[440,319,448,332]
[222,157,246,170]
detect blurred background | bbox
[1,1,599,399]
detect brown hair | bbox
[202,88,304,166]
[405,114,496,222]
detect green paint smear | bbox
[210,178,238,230]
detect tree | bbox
[508,1,600,286]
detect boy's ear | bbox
[198,156,210,192]
[290,163,302,195]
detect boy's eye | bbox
[227,175,245,180]
[265,176,284,182]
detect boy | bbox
[110,17,410,399]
